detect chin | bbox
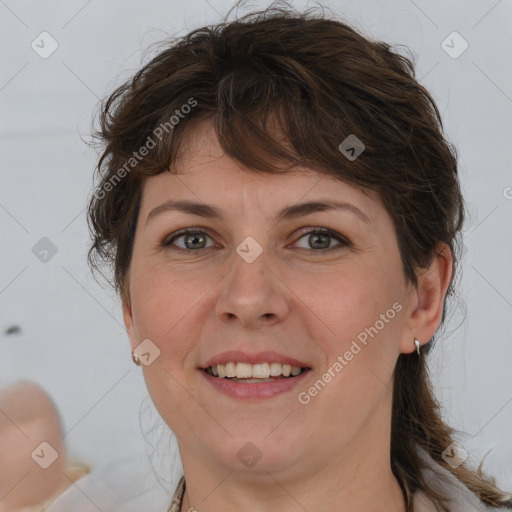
[204,434,303,475]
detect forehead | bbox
[139,119,383,227]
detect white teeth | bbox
[252,363,270,379]
[235,362,253,378]
[208,362,305,379]
[270,362,282,377]
[225,362,236,378]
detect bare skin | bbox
[123,118,452,512]
[0,382,69,511]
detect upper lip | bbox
[201,350,311,369]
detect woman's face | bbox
[123,119,426,478]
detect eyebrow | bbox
[145,199,373,227]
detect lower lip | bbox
[199,369,311,400]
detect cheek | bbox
[130,262,186,329]
[300,279,402,436]
[129,262,216,359]
[305,266,401,361]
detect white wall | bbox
[1,0,511,490]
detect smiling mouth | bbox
[204,362,309,383]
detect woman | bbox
[76,2,511,511]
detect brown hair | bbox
[86,2,512,510]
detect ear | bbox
[399,243,453,354]
[122,293,138,353]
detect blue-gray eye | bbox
[164,227,349,253]
[294,228,348,251]
[164,230,212,251]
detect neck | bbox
[181,470,405,512]
[177,399,406,512]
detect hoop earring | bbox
[132,351,141,366]
[414,339,421,356]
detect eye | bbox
[163,228,215,253]
[162,227,350,253]
[293,228,349,252]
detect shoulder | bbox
[413,490,443,512]
[415,445,511,512]
[45,454,176,512]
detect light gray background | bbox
[1,0,511,490]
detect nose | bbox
[215,247,290,330]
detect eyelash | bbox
[162,227,350,254]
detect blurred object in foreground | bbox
[0,382,90,511]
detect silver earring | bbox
[414,339,421,356]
